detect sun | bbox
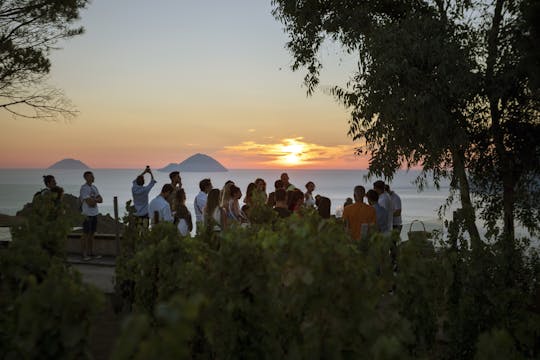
[280,139,305,166]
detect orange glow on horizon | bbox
[221,137,368,169]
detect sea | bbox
[0,169,536,243]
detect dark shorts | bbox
[83,216,98,234]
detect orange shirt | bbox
[342,202,377,240]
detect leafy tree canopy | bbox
[0,0,89,119]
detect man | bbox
[280,172,296,191]
[366,190,390,233]
[194,178,212,232]
[33,174,57,200]
[273,188,291,218]
[149,184,174,225]
[80,171,103,261]
[373,180,394,231]
[131,166,156,220]
[385,184,403,233]
[167,171,182,212]
[342,186,376,241]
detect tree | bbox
[272,0,540,246]
[0,0,89,120]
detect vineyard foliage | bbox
[114,204,540,359]
[0,194,103,359]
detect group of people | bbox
[34,168,403,260]
[130,168,402,241]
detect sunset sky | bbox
[0,0,369,169]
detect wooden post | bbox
[114,196,120,256]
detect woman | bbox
[304,181,316,207]
[254,178,267,202]
[174,188,193,236]
[227,185,248,223]
[220,180,234,208]
[242,182,256,215]
[204,188,226,232]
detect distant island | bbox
[48,158,90,170]
[159,153,228,172]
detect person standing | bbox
[204,188,227,232]
[342,186,376,241]
[194,178,212,233]
[267,179,284,207]
[174,188,193,237]
[35,175,57,198]
[148,184,174,225]
[273,189,292,218]
[373,180,394,230]
[385,184,402,233]
[131,166,156,221]
[366,190,390,233]
[80,171,103,261]
[167,171,182,213]
[304,181,316,207]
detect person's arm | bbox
[92,186,103,203]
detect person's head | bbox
[255,178,266,192]
[373,180,385,195]
[83,171,94,184]
[199,178,212,193]
[344,197,353,207]
[315,194,322,206]
[274,179,284,190]
[161,184,174,197]
[317,196,331,219]
[244,183,256,203]
[366,190,379,205]
[280,172,290,185]
[384,184,392,194]
[169,171,181,187]
[353,185,366,202]
[220,181,234,207]
[206,188,221,215]
[135,175,145,186]
[230,185,242,200]
[43,175,56,189]
[275,189,287,204]
[305,181,315,193]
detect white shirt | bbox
[148,194,173,225]
[390,191,402,226]
[194,191,207,223]
[305,193,316,207]
[80,183,100,216]
[378,191,394,229]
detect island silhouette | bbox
[159,153,227,172]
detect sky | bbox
[0,0,368,169]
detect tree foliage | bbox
[0,0,89,119]
[113,211,540,359]
[271,0,540,247]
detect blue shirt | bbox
[131,179,156,216]
[373,203,390,233]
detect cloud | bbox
[221,137,356,167]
